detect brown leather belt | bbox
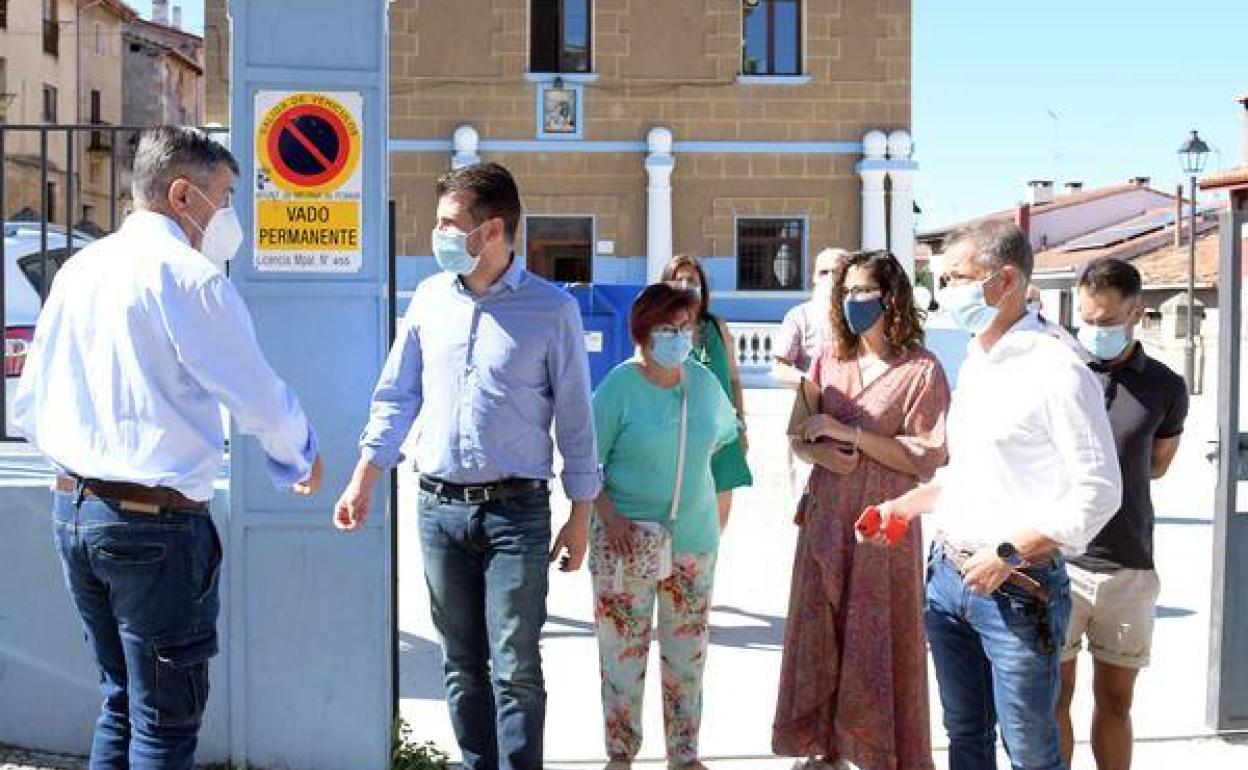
[937,536,1051,603]
[55,475,209,515]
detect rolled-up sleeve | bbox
[547,298,601,502]
[778,306,805,366]
[166,276,316,489]
[359,309,424,472]
[1031,363,1122,552]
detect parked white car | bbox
[4,222,94,438]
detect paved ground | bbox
[5,388,1245,769]
[395,387,1248,769]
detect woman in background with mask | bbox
[772,250,950,770]
[661,255,753,530]
[589,282,740,770]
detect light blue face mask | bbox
[430,221,487,276]
[938,272,1000,335]
[1078,323,1131,361]
[650,330,693,369]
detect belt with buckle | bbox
[935,533,1051,604]
[55,475,210,515]
[418,475,548,504]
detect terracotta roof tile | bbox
[919,183,1177,240]
[1034,226,1225,288]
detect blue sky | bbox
[914,0,1246,228]
[128,0,204,33]
[136,2,1244,230]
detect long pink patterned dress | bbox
[772,344,950,770]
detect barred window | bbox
[737,218,805,291]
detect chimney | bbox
[1239,93,1248,166]
[172,5,183,29]
[1014,203,1032,238]
[153,0,169,25]
[1128,175,1151,187]
[1027,180,1054,205]
[1063,181,1084,196]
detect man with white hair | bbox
[873,220,1120,770]
[772,247,850,387]
[15,126,321,770]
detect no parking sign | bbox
[253,91,363,272]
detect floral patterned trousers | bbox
[592,551,717,764]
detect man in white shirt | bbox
[14,127,322,770]
[872,221,1120,770]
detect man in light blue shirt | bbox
[334,162,599,770]
[14,127,321,770]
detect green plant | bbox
[391,718,449,770]
[915,265,934,292]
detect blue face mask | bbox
[649,330,693,369]
[431,221,487,276]
[938,273,1000,335]
[843,295,886,335]
[1078,323,1131,361]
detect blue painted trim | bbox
[675,140,861,154]
[856,158,919,172]
[483,139,646,153]
[534,80,585,140]
[735,74,813,86]
[387,139,864,155]
[524,72,600,84]
[389,139,453,153]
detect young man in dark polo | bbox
[1057,256,1189,770]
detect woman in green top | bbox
[590,282,739,770]
[662,255,754,530]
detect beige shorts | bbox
[1061,563,1161,669]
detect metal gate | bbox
[1208,204,1248,730]
[0,123,227,439]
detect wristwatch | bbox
[996,541,1026,569]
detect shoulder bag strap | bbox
[666,377,689,528]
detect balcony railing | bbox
[43,20,59,57]
[727,321,783,388]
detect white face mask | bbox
[187,185,243,272]
[813,276,835,304]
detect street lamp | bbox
[1177,129,1211,394]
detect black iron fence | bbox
[0,123,229,440]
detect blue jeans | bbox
[418,488,552,770]
[53,490,222,770]
[924,545,1072,770]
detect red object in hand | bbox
[855,505,909,545]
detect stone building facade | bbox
[207,0,916,311]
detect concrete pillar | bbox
[858,130,889,252]
[887,129,916,279]
[646,126,675,282]
[452,124,480,169]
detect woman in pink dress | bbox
[773,250,951,770]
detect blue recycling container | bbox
[560,283,647,390]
